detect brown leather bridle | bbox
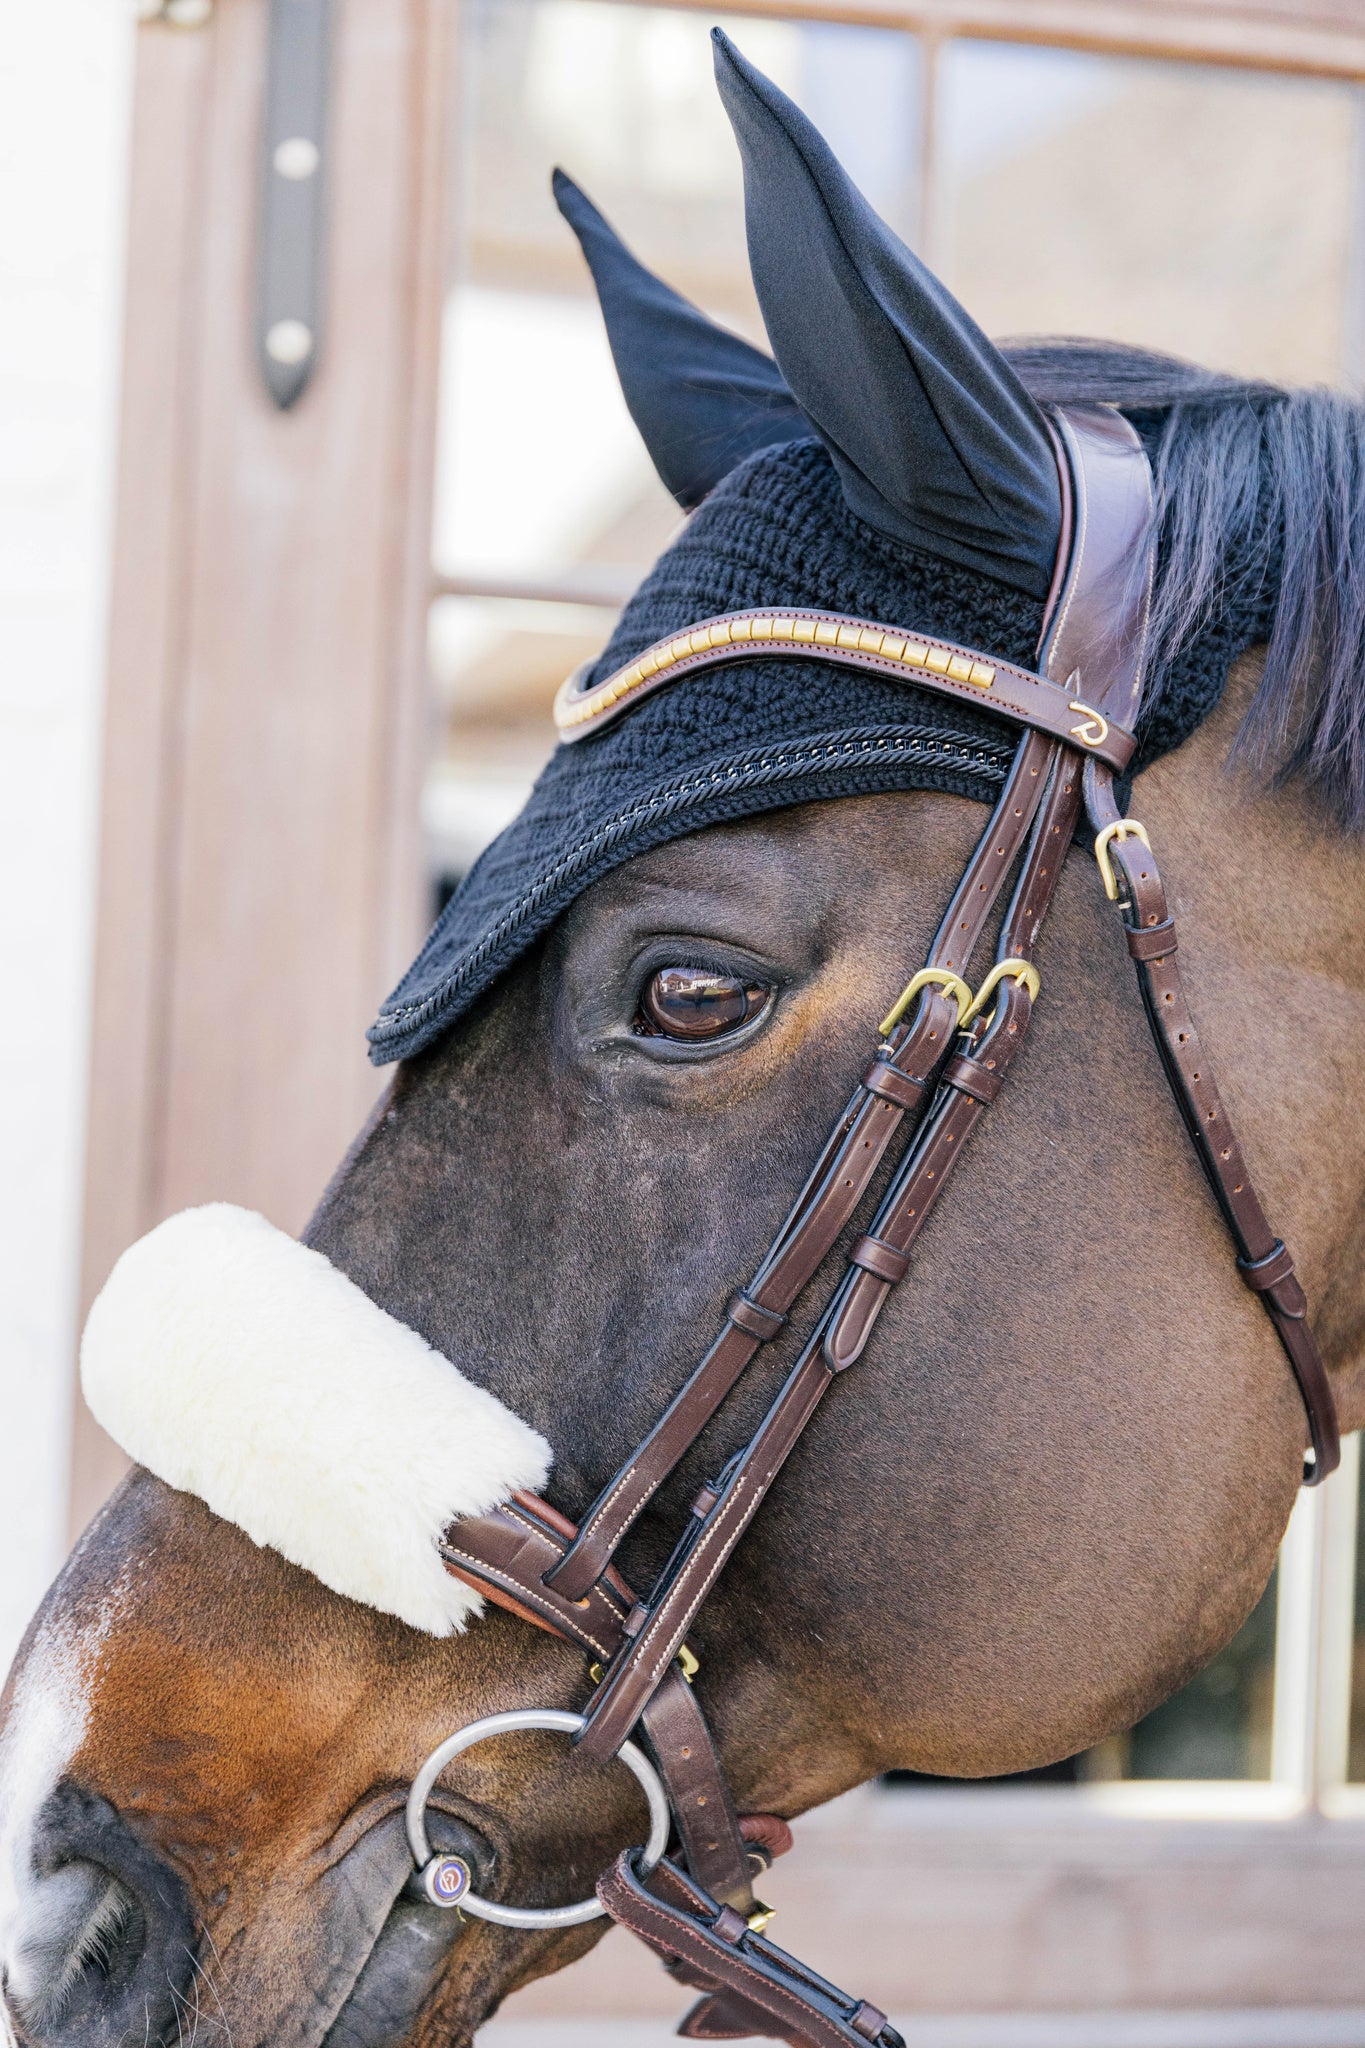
[416,407,1340,2048]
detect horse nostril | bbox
[3,1782,194,2046]
[5,1861,144,2029]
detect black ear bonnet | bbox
[550,168,811,508]
[369,34,1262,1064]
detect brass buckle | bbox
[879,967,973,1037]
[589,1642,698,1686]
[1094,818,1151,902]
[961,958,1040,1027]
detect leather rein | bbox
[406,407,1341,2048]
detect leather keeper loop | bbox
[943,1054,1003,1104]
[1238,1240,1296,1293]
[862,1059,923,1109]
[850,2003,889,2043]
[1126,918,1178,962]
[726,1291,787,1341]
[850,1234,911,1285]
[712,1905,749,1947]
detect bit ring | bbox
[406,1707,671,1928]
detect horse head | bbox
[5,32,1365,2048]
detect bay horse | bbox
[5,30,1365,2048]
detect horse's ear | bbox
[553,168,811,510]
[712,32,1061,598]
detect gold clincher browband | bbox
[553,605,1131,773]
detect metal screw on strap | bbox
[878,967,972,1037]
[406,1708,670,1927]
[1094,818,1151,901]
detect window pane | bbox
[1083,1572,1278,1782]
[1347,1447,1365,1778]
[438,1,922,593]
[426,591,618,877]
[430,1,920,882]
[885,1574,1279,1790]
[937,42,1357,384]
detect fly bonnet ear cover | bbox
[368,35,1089,1067]
[372,31,1268,1065]
[81,1205,551,1633]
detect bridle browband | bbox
[553,607,1135,769]
[407,406,1340,2048]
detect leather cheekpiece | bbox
[941,1054,1003,1104]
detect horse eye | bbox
[638,966,770,1040]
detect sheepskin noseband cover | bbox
[80,1205,552,1634]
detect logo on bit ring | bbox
[423,1855,472,1907]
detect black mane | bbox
[1007,339,1365,830]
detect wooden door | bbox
[72,0,453,1525]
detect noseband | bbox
[410,407,1340,2048]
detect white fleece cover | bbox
[80,1204,552,1634]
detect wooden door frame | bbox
[71,0,455,1533]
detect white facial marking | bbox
[0,1597,113,2043]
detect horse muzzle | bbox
[0,1780,195,2048]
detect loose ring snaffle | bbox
[406,1707,671,1927]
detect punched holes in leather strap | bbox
[1238,1240,1296,1294]
[850,1234,911,1285]
[862,1059,923,1109]
[1126,918,1178,962]
[942,1054,1003,1104]
[727,1291,787,1341]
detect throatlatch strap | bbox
[1084,760,1340,1482]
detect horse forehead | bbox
[564,789,982,952]
[611,788,962,879]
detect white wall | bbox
[0,3,134,1675]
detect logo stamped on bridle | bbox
[1068,698,1110,748]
